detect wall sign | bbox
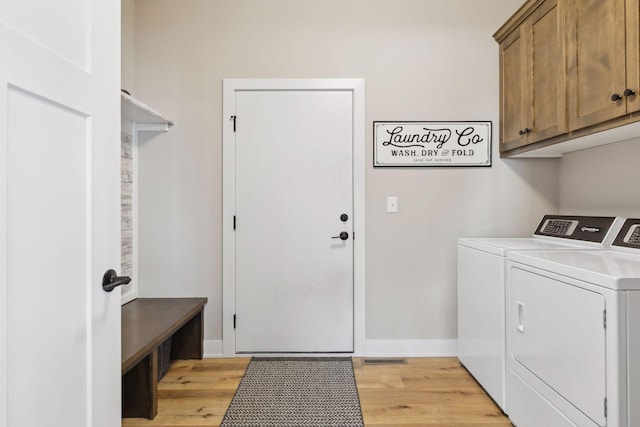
[374,121,492,167]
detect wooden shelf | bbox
[121,92,174,128]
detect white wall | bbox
[559,138,640,218]
[130,0,559,351]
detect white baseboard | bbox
[203,339,458,358]
[365,339,458,357]
[203,340,223,358]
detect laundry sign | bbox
[374,121,492,167]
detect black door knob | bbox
[340,214,349,222]
[611,93,623,101]
[102,269,131,292]
[518,129,525,136]
[331,232,349,241]
[625,88,636,97]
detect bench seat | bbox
[121,297,207,419]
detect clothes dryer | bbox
[457,215,623,412]
[505,218,640,427]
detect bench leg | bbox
[122,348,158,419]
[171,310,204,359]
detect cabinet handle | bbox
[611,93,623,102]
[518,128,531,136]
[518,129,525,136]
[624,88,636,97]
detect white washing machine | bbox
[457,215,623,412]
[506,218,640,427]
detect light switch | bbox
[387,196,398,213]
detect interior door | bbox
[0,1,121,426]
[234,89,354,353]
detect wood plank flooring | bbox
[122,357,512,426]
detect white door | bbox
[234,89,354,353]
[0,1,121,426]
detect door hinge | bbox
[604,309,607,329]
[604,397,608,418]
[231,115,237,132]
[233,314,236,329]
[233,215,236,230]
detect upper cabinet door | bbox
[567,0,627,131]
[528,0,567,144]
[498,0,567,152]
[626,0,640,113]
[500,28,526,152]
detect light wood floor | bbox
[122,357,512,426]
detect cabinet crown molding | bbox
[493,0,546,42]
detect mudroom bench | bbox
[121,297,207,419]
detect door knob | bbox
[331,232,349,241]
[102,269,131,292]
[625,88,636,97]
[611,93,623,102]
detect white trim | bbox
[131,126,139,303]
[365,339,458,357]
[222,79,366,357]
[203,340,223,358]
[135,123,170,133]
[0,75,8,427]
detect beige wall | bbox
[129,0,559,344]
[121,0,136,93]
[559,138,640,218]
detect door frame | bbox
[222,79,365,356]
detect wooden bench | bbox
[121,297,208,419]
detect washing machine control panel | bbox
[534,215,619,243]
[613,219,640,250]
[540,219,578,236]
[625,226,640,245]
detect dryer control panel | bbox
[539,219,578,236]
[613,219,640,249]
[534,215,620,244]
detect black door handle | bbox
[331,232,349,241]
[102,269,131,292]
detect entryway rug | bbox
[221,357,364,427]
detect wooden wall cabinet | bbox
[566,0,639,131]
[496,0,567,153]
[495,0,640,157]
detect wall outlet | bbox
[387,196,398,213]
